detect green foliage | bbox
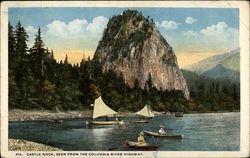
[181,69,240,112]
[15,21,29,55]
[8,21,240,113]
[8,22,16,56]
[8,22,98,111]
[92,65,189,112]
[99,9,154,62]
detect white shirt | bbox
[159,128,166,135]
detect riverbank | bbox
[8,109,137,121]
[9,109,239,122]
[9,109,93,121]
[9,139,63,151]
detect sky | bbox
[9,7,239,68]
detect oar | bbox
[151,136,158,146]
[107,139,127,151]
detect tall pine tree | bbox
[15,21,28,56]
[8,22,16,56]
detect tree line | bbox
[9,21,98,111]
[181,70,240,112]
[8,21,240,112]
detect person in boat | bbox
[137,132,146,145]
[115,117,120,122]
[158,126,167,135]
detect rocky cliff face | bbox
[93,10,190,99]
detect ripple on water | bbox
[9,112,240,151]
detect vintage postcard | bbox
[1,1,249,158]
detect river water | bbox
[9,112,240,151]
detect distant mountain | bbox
[202,64,240,82]
[220,52,240,72]
[186,48,240,74]
[186,48,240,82]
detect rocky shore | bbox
[9,109,93,121]
[9,109,236,122]
[8,109,141,122]
[9,139,63,151]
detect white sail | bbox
[136,105,155,117]
[93,97,117,119]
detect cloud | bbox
[25,26,38,48]
[46,16,108,37]
[86,16,108,33]
[43,16,108,51]
[185,17,197,24]
[47,20,68,37]
[178,22,239,52]
[183,30,198,36]
[25,26,38,34]
[200,22,230,36]
[156,20,181,30]
[68,19,88,34]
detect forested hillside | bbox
[8,20,189,113]
[181,70,240,112]
[8,21,98,111]
[8,20,240,113]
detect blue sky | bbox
[9,7,239,66]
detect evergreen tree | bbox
[8,20,240,112]
[64,54,69,64]
[15,21,28,56]
[8,22,16,56]
[29,27,49,81]
[29,27,46,55]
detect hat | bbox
[160,125,165,128]
[139,132,144,136]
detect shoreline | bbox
[8,109,138,122]
[8,109,93,122]
[8,109,240,122]
[9,139,63,151]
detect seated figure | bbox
[158,126,167,135]
[137,132,146,145]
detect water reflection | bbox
[9,113,240,151]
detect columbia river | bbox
[9,112,240,151]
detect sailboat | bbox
[137,104,155,120]
[130,105,155,123]
[86,97,124,125]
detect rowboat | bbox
[175,112,183,117]
[139,117,152,120]
[143,131,183,139]
[48,119,63,123]
[86,120,124,125]
[129,120,148,124]
[85,97,124,125]
[125,141,159,150]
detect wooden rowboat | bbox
[139,117,152,120]
[125,141,159,151]
[48,119,63,123]
[86,120,124,125]
[175,112,183,117]
[143,131,183,139]
[129,120,148,124]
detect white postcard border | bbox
[1,1,249,157]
